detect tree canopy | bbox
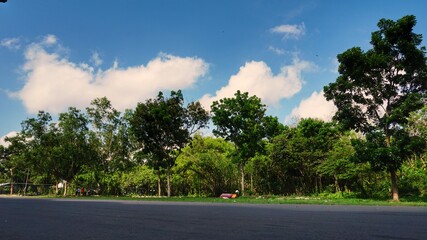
[130,90,209,197]
[211,90,283,195]
[324,15,427,201]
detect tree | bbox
[86,97,121,169]
[20,111,59,192]
[175,134,238,196]
[211,90,283,195]
[130,90,209,197]
[324,15,427,201]
[55,107,96,195]
[0,133,30,195]
[86,97,135,193]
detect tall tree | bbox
[0,133,31,194]
[56,107,96,195]
[211,90,283,195]
[130,90,209,197]
[20,111,59,188]
[86,97,134,193]
[86,97,121,168]
[324,15,427,201]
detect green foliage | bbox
[268,119,339,195]
[212,91,269,161]
[211,90,283,194]
[174,135,238,197]
[130,90,209,197]
[400,157,427,196]
[324,15,427,201]
[408,105,427,139]
[352,130,425,172]
[2,16,427,200]
[56,107,97,183]
[120,165,157,196]
[324,15,427,134]
[317,132,358,192]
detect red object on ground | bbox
[219,193,237,199]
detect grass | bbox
[36,194,427,207]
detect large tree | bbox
[55,107,97,195]
[324,15,427,201]
[86,97,135,193]
[86,97,122,170]
[211,90,283,195]
[130,90,209,197]
[20,111,59,191]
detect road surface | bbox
[0,197,426,239]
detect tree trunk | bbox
[24,170,30,196]
[157,171,161,197]
[250,174,253,193]
[390,169,399,202]
[64,181,68,196]
[315,176,319,193]
[334,174,340,193]
[386,134,400,202]
[167,167,171,197]
[240,164,245,196]
[10,168,13,195]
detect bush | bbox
[400,158,427,197]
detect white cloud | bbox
[10,35,208,114]
[0,37,21,50]
[91,52,103,67]
[268,46,285,55]
[0,131,18,147]
[200,58,315,110]
[286,91,337,123]
[270,23,306,39]
[42,34,57,45]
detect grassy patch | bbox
[37,194,427,207]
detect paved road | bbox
[0,197,426,240]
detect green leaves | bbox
[129,90,209,196]
[211,90,280,161]
[325,15,427,135]
[325,15,427,200]
[211,90,284,194]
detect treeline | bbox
[1,15,427,201]
[1,92,426,200]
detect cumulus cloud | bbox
[286,91,337,123]
[270,23,306,39]
[0,37,21,50]
[0,131,17,147]
[200,58,315,110]
[10,35,208,114]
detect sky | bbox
[1,0,427,143]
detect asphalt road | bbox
[0,197,426,240]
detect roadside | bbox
[2,194,426,207]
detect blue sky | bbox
[1,0,427,140]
